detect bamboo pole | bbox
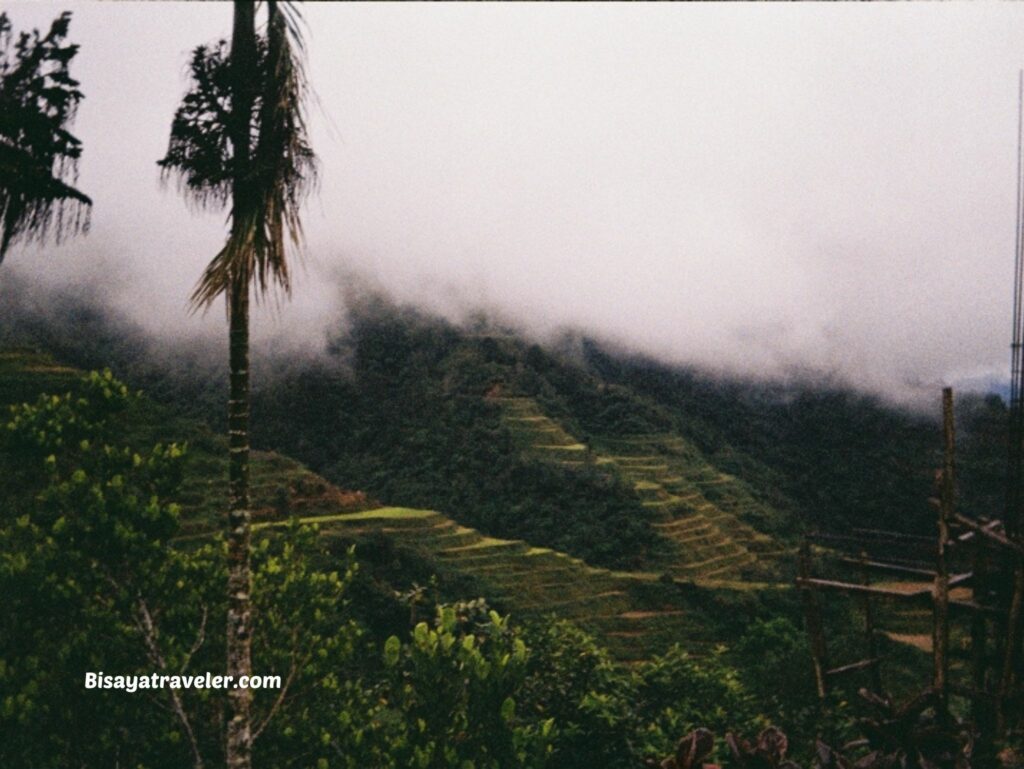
[997,564,1024,733]
[998,67,1024,739]
[954,513,1024,556]
[860,551,884,695]
[838,557,936,578]
[794,577,929,600]
[798,539,829,702]
[932,388,954,714]
[970,539,990,725]
[852,527,935,544]
[826,658,882,677]
[794,577,1003,615]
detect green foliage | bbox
[519,620,638,768]
[633,645,764,762]
[517,621,767,769]
[0,371,366,768]
[248,524,367,769]
[0,371,197,766]
[3,368,134,460]
[378,604,554,769]
[254,309,664,569]
[732,618,819,739]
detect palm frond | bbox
[164,1,316,309]
[271,1,308,54]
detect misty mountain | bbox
[1,282,1008,569]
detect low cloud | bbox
[5,2,1023,406]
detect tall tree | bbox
[158,3,316,767]
[0,11,91,264]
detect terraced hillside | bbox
[263,506,753,661]
[0,349,372,536]
[176,448,371,535]
[0,347,79,404]
[495,396,790,581]
[1,349,769,662]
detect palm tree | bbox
[0,10,91,264]
[159,3,315,767]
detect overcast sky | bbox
[6,2,1024,403]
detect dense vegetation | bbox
[253,309,668,569]
[579,343,949,536]
[0,318,1015,765]
[0,285,1009,568]
[0,367,845,768]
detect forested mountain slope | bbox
[2,297,991,694]
[0,349,794,663]
[2,287,1007,572]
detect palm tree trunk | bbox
[226,4,256,768]
[226,278,252,769]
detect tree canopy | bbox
[0,11,91,263]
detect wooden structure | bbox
[798,80,1024,738]
[795,388,1024,738]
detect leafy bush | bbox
[379,604,555,769]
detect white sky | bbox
[6,1,1024,402]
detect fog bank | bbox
[4,2,1024,405]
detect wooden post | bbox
[933,388,954,714]
[997,563,1024,733]
[860,550,884,695]
[799,539,829,701]
[970,540,989,725]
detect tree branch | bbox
[180,605,208,675]
[252,631,307,742]
[135,595,206,769]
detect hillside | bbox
[263,506,782,662]
[2,345,959,675]
[494,395,787,580]
[0,348,797,663]
[3,334,964,769]
[0,348,372,533]
[4,293,1007,582]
